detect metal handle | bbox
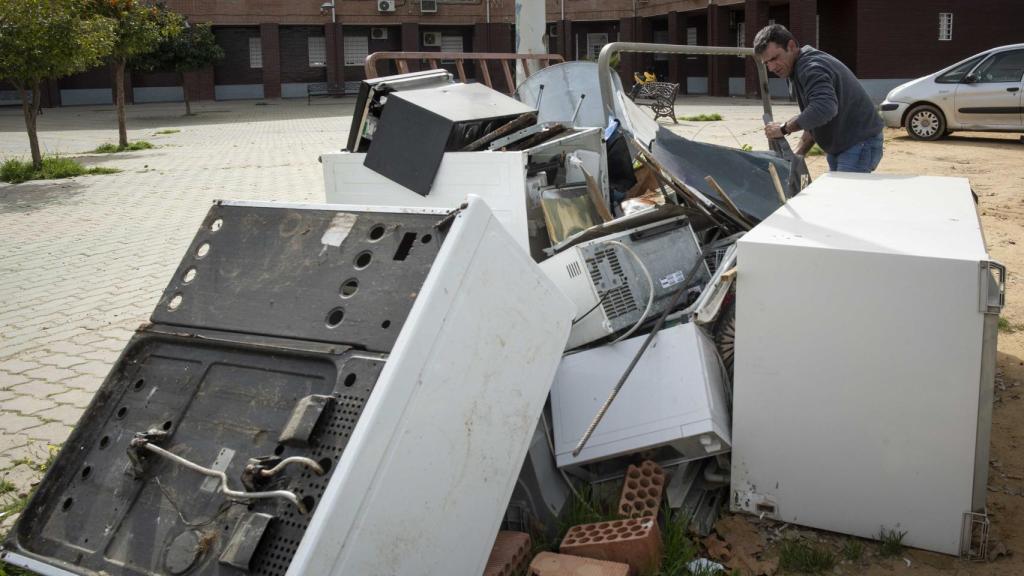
[979,260,1006,314]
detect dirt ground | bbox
[751,128,1024,575]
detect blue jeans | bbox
[826,133,884,173]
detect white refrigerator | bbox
[731,173,1003,555]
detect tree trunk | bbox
[182,71,191,116]
[17,83,43,170]
[116,58,128,147]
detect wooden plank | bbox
[500,60,514,95]
[455,60,467,82]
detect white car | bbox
[880,44,1024,140]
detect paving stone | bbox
[0,371,30,390]
[0,359,41,375]
[0,414,44,434]
[36,353,88,369]
[2,395,54,415]
[0,443,38,471]
[35,404,84,428]
[23,421,73,444]
[72,361,114,379]
[0,390,16,403]
[10,381,66,399]
[23,365,78,382]
[0,433,31,453]
[50,389,97,410]
[63,374,103,393]
[2,463,42,495]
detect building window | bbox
[737,22,745,47]
[249,37,262,69]
[653,30,668,61]
[939,13,953,41]
[586,33,608,61]
[768,18,775,25]
[686,27,697,46]
[344,35,369,67]
[440,34,463,63]
[308,36,327,67]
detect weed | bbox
[0,478,15,496]
[0,156,119,184]
[556,483,621,548]
[778,539,837,574]
[154,129,180,135]
[877,527,907,558]
[91,141,154,153]
[658,505,697,575]
[841,538,865,562]
[679,113,723,122]
[998,317,1020,333]
[739,143,753,151]
[806,143,825,156]
[0,558,37,576]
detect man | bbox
[754,24,883,173]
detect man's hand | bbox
[765,121,786,139]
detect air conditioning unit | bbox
[370,27,388,40]
[377,0,395,12]
[422,31,442,46]
[547,23,559,37]
[539,215,709,350]
[421,0,438,13]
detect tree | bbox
[135,21,223,116]
[87,0,181,147]
[0,0,115,169]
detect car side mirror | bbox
[962,74,977,84]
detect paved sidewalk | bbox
[0,95,803,521]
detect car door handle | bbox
[1008,87,1020,92]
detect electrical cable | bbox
[604,240,654,344]
[572,290,611,326]
[571,243,719,458]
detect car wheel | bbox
[905,104,946,141]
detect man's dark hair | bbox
[753,24,797,55]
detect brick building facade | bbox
[5,0,1022,107]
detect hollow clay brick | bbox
[528,552,631,576]
[483,531,532,576]
[617,460,667,518]
[559,517,661,575]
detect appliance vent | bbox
[371,27,388,40]
[421,0,438,13]
[586,248,638,320]
[566,260,582,279]
[377,0,395,12]
[422,32,442,46]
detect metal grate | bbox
[586,248,638,320]
[566,260,582,279]
[960,510,990,561]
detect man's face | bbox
[761,40,798,78]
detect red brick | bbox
[617,460,667,519]
[484,531,531,576]
[528,552,630,576]
[559,517,661,575]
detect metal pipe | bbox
[596,42,765,120]
[134,440,308,513]
[257,456,325,478]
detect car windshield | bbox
[935,54,986,83]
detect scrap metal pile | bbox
[1,49,1002,576]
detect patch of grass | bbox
[806,143,825,156]
[778,539,837,574]
[739,143,753,152]
[999,317,1021,333]
[658,505,697,575]
[0,156,120,184]
[0,478,15,497]
[679,113,723,122]
[91,141,154,154]
[841,538,865,562]
[0,558,37,576]
[877,527,907,558]
[154,129,180,135]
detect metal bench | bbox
[631,81,679,123]
[307,82,345,104]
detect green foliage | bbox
[134,21,222,74]
[679,113,723,122]
[658,505,698,575]
[739,143,753,151]
[998,317,1020,333]
[0,478,15,497]
[0,0,116,88]
[877,527,907,558]
[154,129,180,135]
[91,140,154,153]
[0,558,36,576]
[806,143,825,156]
[841,538,865,562]
[1,156,120,184]
[86,0,180,61]
[777,539,837,574]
